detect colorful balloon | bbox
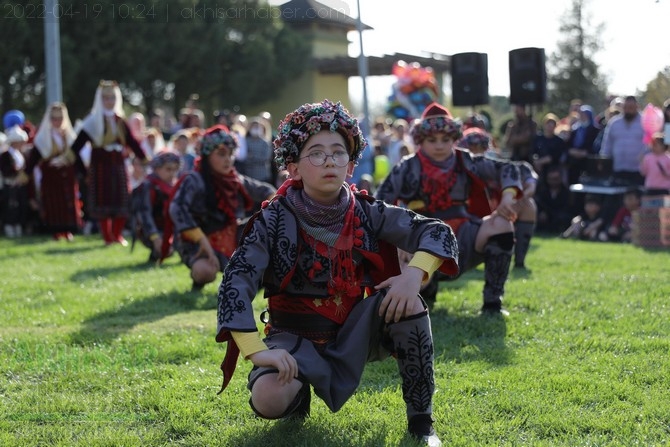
[386,61,439,121]
[641,103,664,145]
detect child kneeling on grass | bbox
[130,150,180,262]
[215,100,458,446]
[164,125,276,290]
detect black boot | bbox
[293,382,311,420]
[148,251,159,264]
[408,414,442,446]
[514,221,535,269]
[191,281,205,292]
[389,311,441,445]
[481,232,514,316]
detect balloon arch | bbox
[385,61,439,121]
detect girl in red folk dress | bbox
[71,80,147,245]
[27,102,82,241]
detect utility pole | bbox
[44,0,63,104]
[355,0,370,138]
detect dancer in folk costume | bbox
[376,103,523,314]
[71,80,147,245]
[3,109,37,144]
[26,102,82,241]
[0,126,31,238]
[129,150,180,262]
[216,100,458,446]
[461,127,539,269]
[164,125,276,291]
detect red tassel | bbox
[217,341,240,395]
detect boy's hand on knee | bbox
[375,267,424,323]
[248,349,299,386]
[195,238,220,271]
[495,201,517,222]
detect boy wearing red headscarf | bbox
[130,150,181,262]
[376,103,523,315]
[165,125,276,290]
[216,100,458,446]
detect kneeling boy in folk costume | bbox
[130,150,180,262]
[460,127,538,269]
[375,103,523,314]
[165,125,276,290]
[216,100,458,446]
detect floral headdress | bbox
[273,99,367,170]
[199,125,238,157]
[410,102,462,145]
[461,127,490,148]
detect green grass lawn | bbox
[0,234,669,446]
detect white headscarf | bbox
[33,102,76,158]
[5,125,28,144]
[80,81,124,147]
[5,125,27,170]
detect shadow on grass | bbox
[430,306,511,366]
[509,265,533,279]
[43,243,106,256]
[223,418,407,447]
[635,245,670,253]
[68,256,181,282]
[1,235,52,247]
[67,286,217,345]
[430,268,511,365]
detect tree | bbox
[1,0,310,123]
[0,0,46,120]
[546,0,609,115]
[642,66,670,107]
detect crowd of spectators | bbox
[1,93,669,246]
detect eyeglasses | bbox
[299,150,350,167]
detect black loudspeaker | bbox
[509,47,547,105]
[451,52,489,106]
